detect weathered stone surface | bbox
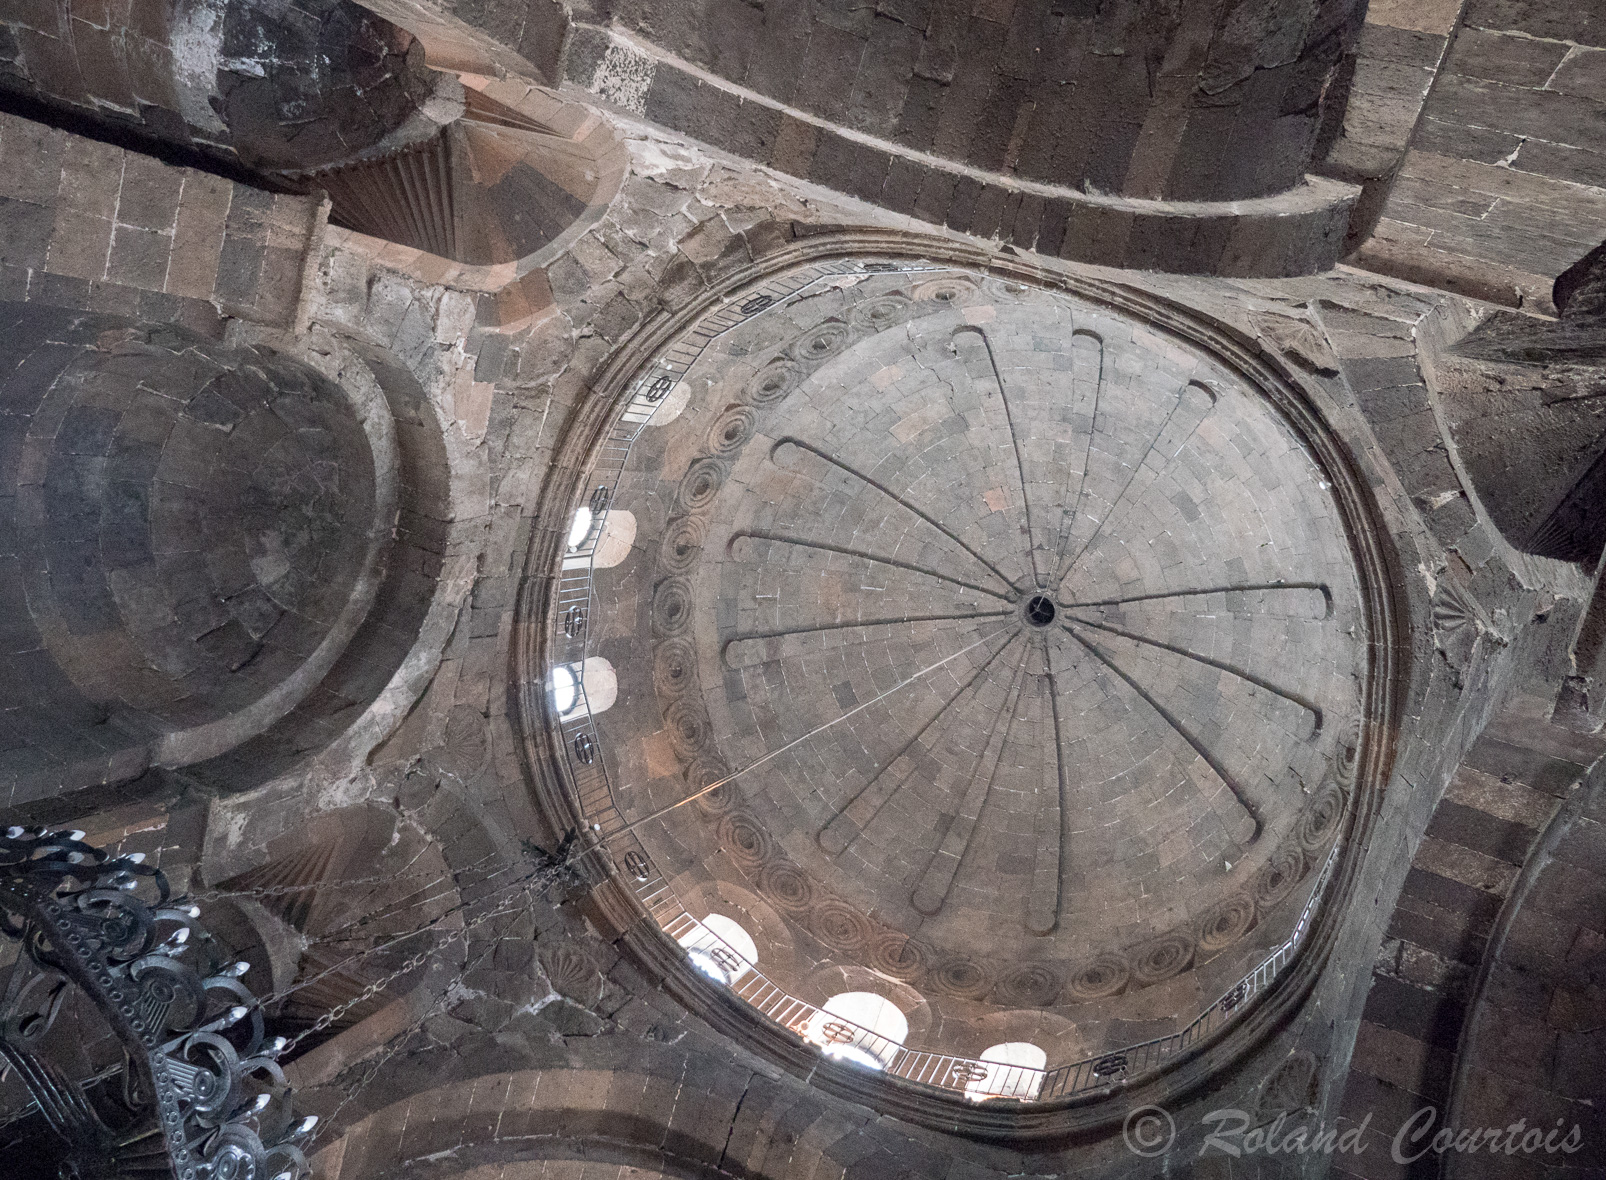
[0,0,445,173]
[564,1,1366,240]
[1348,10,1606,308]
[0,302,386,811]
[2,5,1605,1178]
[1437,243,1606,563]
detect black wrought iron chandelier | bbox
[0,827,315,1180]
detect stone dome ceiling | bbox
[0,305,381,769]
[574,262,1370,1063]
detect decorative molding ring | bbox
[509,228,1408,1145]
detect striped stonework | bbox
[1331,706,1605,1179]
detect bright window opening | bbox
[965,1041,1047,1102]
[567,506,594,550]
[549,663,578,716]
[805,992,907,1071]
[548,658,617,721]
[677,914,758,986]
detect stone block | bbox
[1003,190,1041,250]
[1356,22,1447,68]
[45,209,112,281]
[114,151,182,233]
[676,216,738,267]
[0,264,29,303]
[68,18,136,110]
[807,134,888,206]
[944,174,982,232]
[16,27,88,105]
[1470,1005,1562,1089]
[880,155,923,217]
[769,115,817,179]
[894,75,944,154]
[1428,74,1606,158]
[1062,204,1133,268]
[1387,890,1490,964]
[1410,116,1519,165]
[0,195,53,270]
[1447,27,1570,87]
[740,0,811,104]
[1513,139,1606,189]
[1525,860,1606,933]
[262,193,311,250]
[105,225,171,290]
[911,168,956,226]
[221,184,272,241]
[845,16,917,136]
[85,279,140,317]
[965,76,1030,175]
[966,182,1009,240]
[644,66,725,150]
[1343,353,1422,394]
[1424,799,1539,867]
[154,419,216,490]
[1125,212,1206,274]
[1351,234,1545,311]
[1390,174,1495,219]
[1551,47,1606,102]
[44,540,118,633]
[1218,201,1301,276]
[1362,971,1467,1050]
[56,138,123,221]
[56,405,119,457]
[1464,738,1587,797]
[0,118,64,205]
[793,23,863,126]
[122,38,176,110]
[212,233,265,313]
[725,98,782,165]
[252,244,303,323]
[1461,0,1602,45]
[1029,196,1069,257]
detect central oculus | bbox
[1024,595,1057,627]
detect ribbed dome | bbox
[570,263,1370,1064]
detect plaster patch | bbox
[631,136,706,180]
[170,0,231,135]
[593,38,656,116]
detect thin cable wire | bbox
[620,623,1015,834]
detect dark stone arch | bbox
[179,338,454,795]
[309,1065,906,1180]
[1443,758,1606,1178]
[1442,242,1606,565]
[0,301,388,813]
[0,2,626,270]
[210,0,447,171]
[0,0,448,174]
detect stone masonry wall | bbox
[0,111,319,330]
[2,70,1603,1180]
[152,123,1584,1178]
[573,0,1366,203]
[1353,0,1606,311]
